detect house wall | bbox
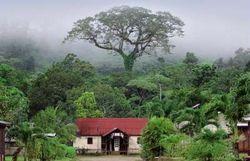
[74,135,142,154]
[73,136,102,153]
[128,136,141,154]
[0,125,6,161]
[237,128,249,153]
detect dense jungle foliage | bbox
[1,47,249,160]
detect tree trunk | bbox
[159,83,162,101]
[24,147,27,161]
[12,147,23,161]
[123,55,135,72]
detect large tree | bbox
[28,53,95,114]
[74,92,103,118]
[233,72,250,121]
[0,85,29,122]
[92,83,133,117]
[64,6,184,71]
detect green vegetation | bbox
[1,41,250,161]
[75,92,103,118]
[185,130,236,161]
[7,108,76,161]
[5,156,75,161]
[140,117,177,160]
[1,5,250,161]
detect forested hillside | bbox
[1,46,250,124]
[1,45,250,160]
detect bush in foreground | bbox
[140,117,177,160]
[185,129,237,161]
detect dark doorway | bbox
[101,128,128,154]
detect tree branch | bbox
[91,38,125,56]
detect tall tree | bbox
[28,53,95,114]
[233,72,250,121]
[0,85,29,123]
[149,74,170,101]
[127,77,158,105]
[245,61,250,72]
[92,83,133,117]
[192,64,216,87]
[64,6,184,71]
[183,52,199,65]
[0,63,30,93]
[74,92,103,118]
[234,48,250,68]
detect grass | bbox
[5,156,23,161]
[5,156,75,161]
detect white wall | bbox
[74,135,141,154]
[128,136,141,153]
[73,136,101,152]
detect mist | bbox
[1,0,250,65]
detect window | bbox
[137,137,141,144]
[87,137,93,144]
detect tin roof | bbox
[237,122,248,127]
[0,121,11,126]
[76,118,148,136]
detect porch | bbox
[101,128,129,155]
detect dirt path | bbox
[77,155,142,161]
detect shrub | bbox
[65,146,76,158]
[140,117,177,160]
[160,134,190,158]
[185,130,237,161]
[38,138,76,161]
[39,138,58,161]
[58,144,76,159]
[56,144,67,159]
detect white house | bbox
[73,118,148,154]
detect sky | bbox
[0,0,250,59]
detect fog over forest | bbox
[0,0,250,67]
[1,2,250,160]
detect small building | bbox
[5,138,18,156]
[0,121,10,161]
[236,115,250,155]
[74,118,148,154]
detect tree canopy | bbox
[28,53,95,114]
[65,6,184,71]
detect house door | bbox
[102,129,128,154]
[114,137,120,151]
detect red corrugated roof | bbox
[76,118,148,136]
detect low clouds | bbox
[0,0,249,59]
